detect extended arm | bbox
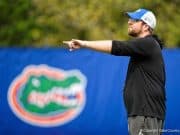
[63,39,112,54]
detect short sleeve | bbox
[111,37,156,57]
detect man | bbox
[63,8,166,135]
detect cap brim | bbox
[125,12,140,20]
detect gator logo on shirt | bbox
[8,65,87,127]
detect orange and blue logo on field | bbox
[8,65,87,127]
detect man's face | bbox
[127,19,144,37]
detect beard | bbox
[128,27,139,37]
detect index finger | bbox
[62,41,71,45]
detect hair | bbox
[152,34,164,49]
[148,27,153,34]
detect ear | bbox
[143,24,150,31]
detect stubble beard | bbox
[128,27,138,37]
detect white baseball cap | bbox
[126,8,156,29]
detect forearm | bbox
[83,40,112,53]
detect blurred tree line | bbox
[0,0,179,47]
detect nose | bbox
[128,20,130,24]
[128,19,132,25]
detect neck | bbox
[137,32,151,38]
